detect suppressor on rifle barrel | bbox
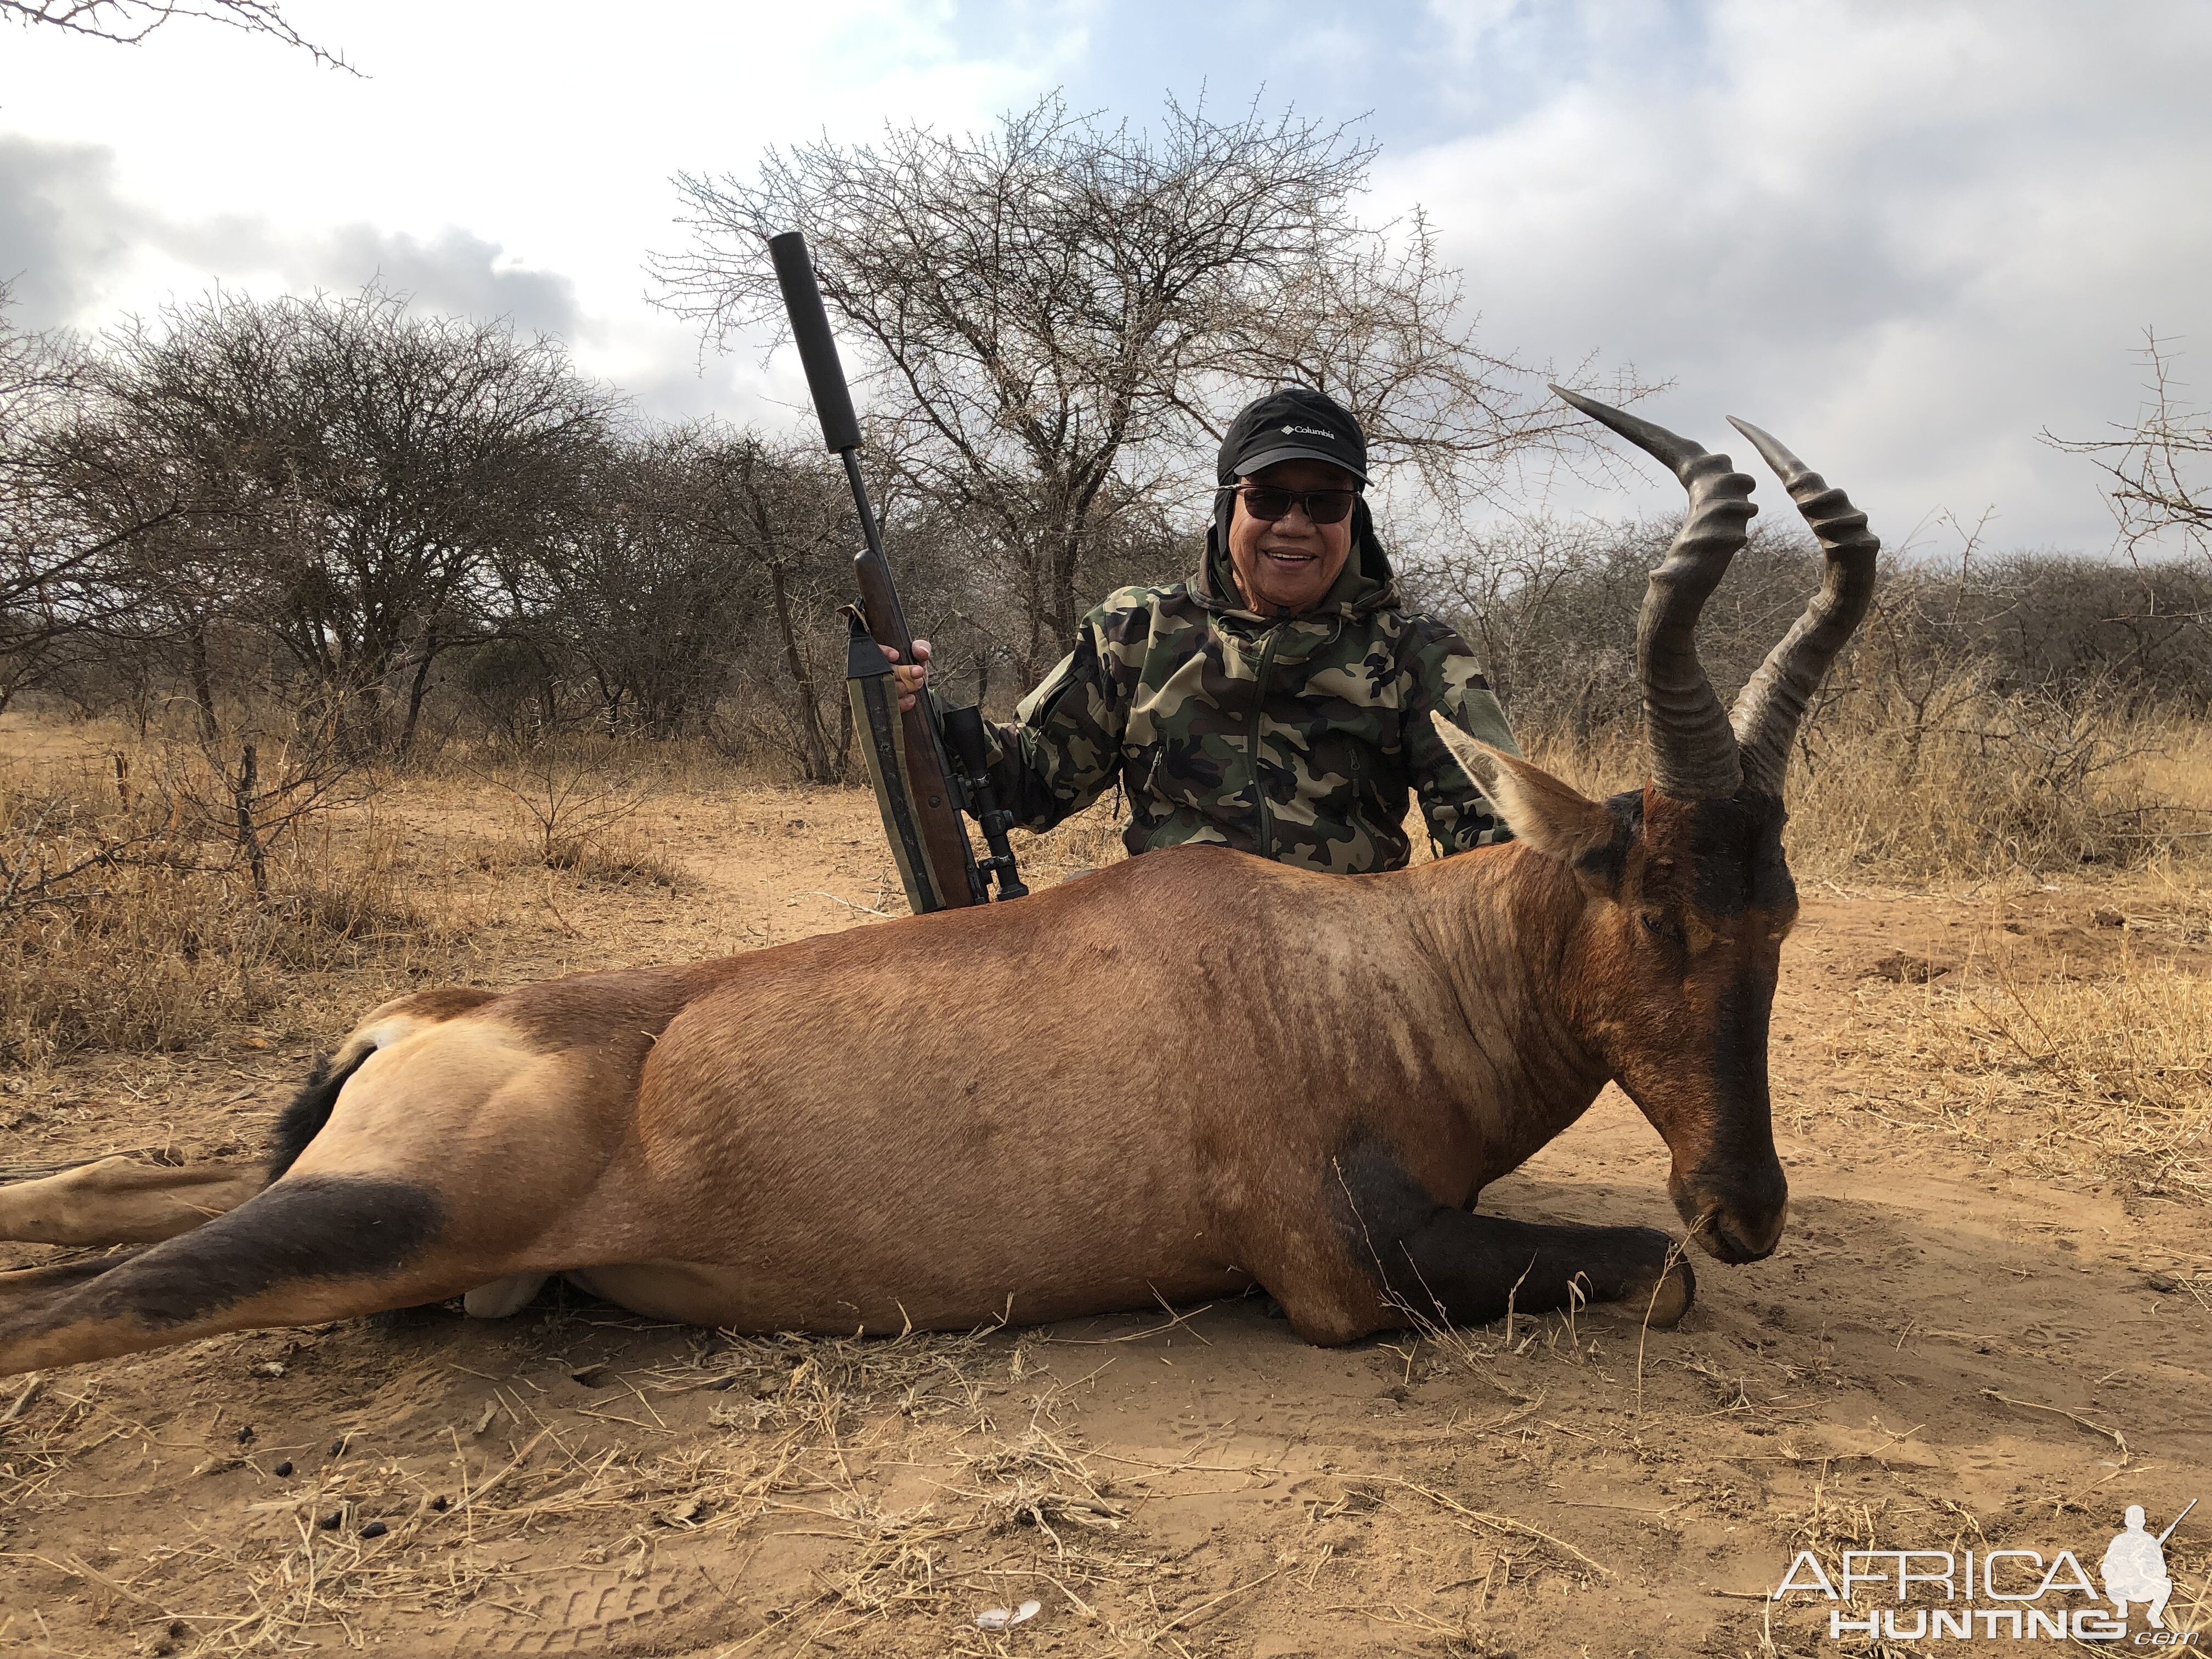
[766,232,862,455]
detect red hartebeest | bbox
[0,394,1878,1379]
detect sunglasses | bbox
[1220,484,1359,525]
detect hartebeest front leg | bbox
[1367,1204,1693,1331]
[0,1157,265,1248]
[1307,1141,1694,1339]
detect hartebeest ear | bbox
[1429,714,1621,872]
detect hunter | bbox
[888,386,1518,872]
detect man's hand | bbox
[881,638,930,713]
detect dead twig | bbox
[1978,1389,2129,1457]
[1370,1477,1612,1576]
[1,1375,43,1425]
[1047,1301,1218,1346]
[1141,1566,1284,1644]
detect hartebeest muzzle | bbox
[1671,1153,1788,1265]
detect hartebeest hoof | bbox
[462,1273,549,1319]
[1575,1229,1695,1329]
[1623,1255,1696,1329]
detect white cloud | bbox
[0,137,142,324]
[1375,0,2212,548]
[0,0,1064,420]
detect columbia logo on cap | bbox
[1281,424,1337,439]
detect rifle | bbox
[2158,1499,2196,1546]
[768,230,1027,913]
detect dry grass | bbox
[1009,789,1131,885]
[1786,698,2212,881]
[1903,950,2211,1200]
[1821,885,2212,1204]
[0,725,735,1068]
[487,738,655,872]
[1520,682,2212,883]
[0,754,470,1067]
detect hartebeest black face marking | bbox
[1578,789,1796,919]
[1578,788,1798,1266]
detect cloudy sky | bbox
[4,0,2207,552]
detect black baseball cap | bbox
[1216,386,1369,487]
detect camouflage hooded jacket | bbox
[983,512,1519,873]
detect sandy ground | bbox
[1,765,2208,1657]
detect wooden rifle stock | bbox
[769,230,985,911]
[843,453,984,908]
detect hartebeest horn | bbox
[1724,417,1880,798]
[1552,386,1751,800]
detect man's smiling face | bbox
[1226,458,1358,616]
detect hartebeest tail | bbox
[0,392,1878,1379]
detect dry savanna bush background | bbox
[5,526,2209,1201]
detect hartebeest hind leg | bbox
[0,1157,548,1324]
[0,1173,514,1375]
[0,1157,264,1247]
[0,1002,644,1376]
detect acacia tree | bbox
[493,426,864,761]
[687,430,855,778]
[653,94,1612,682]
[2047,333,2212,571]
[511,427,768,741]
[65,287,617,754]
[2,0,350,67]
[31,376,259,737]
[0,282,193,715]
[0,286,83,708]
